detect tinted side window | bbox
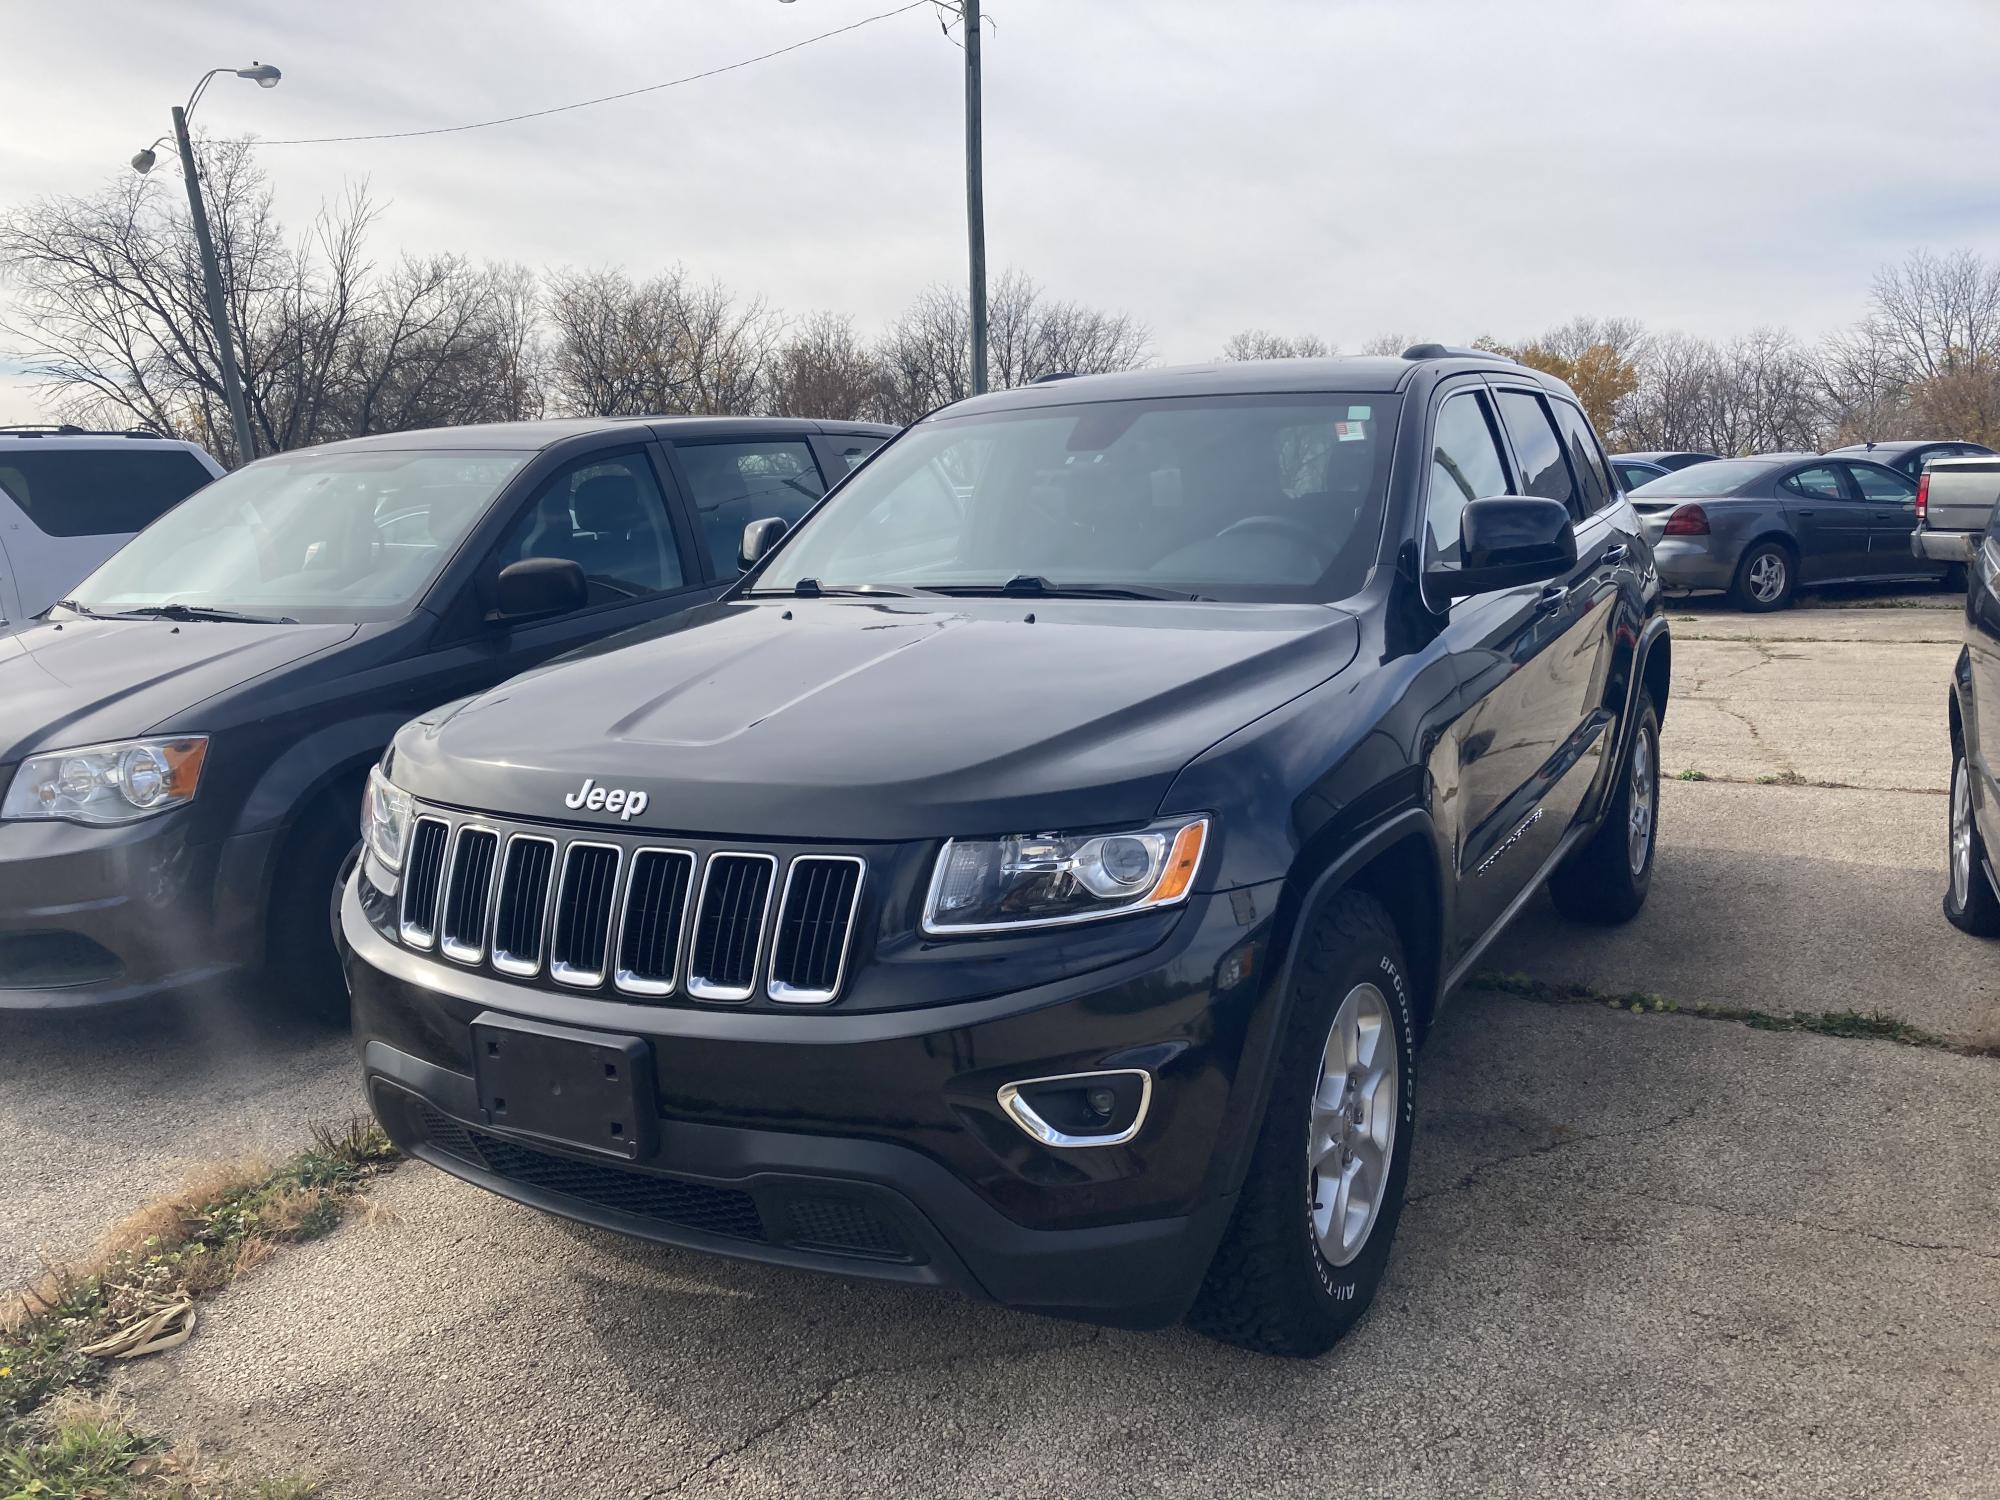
[0,449,213,537]
[677,439,827,577]
[1782,465,1847,501]
[1425,392,1511,568]
[826,433,888,472]
[1552,402,1615,512]
[494,453,685,604]
[1847,464,1915,501]
[1495,391,1578,519]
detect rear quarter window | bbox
[0,448,214,537]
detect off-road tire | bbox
[270,800,361,1025]
[1944,747,2000,937]
[1549,696,1661,925]
[1187,891,1416,1358]
[1729,540,1796,612]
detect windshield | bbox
[1629,460,1771,499]
[68,449,528,623]
[755,393,1397,602]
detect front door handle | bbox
[1535,583,1569,613]
[1795,508,1816,517]
[1601,544,1628,566]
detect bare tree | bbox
[1219,329,1331,360]
[875,269,1149,423]
[764,311,883,421]
[1867,248,2000,383]
[543,264,777,418]
[0,144,544,461]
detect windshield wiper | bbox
[46,597,102,619]
[922,575,1209,602]
[113,603,296,625]
[746,578,932,599]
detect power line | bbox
[255,1,932,147]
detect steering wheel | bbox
[1216,514,1328,556]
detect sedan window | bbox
[1846,464,1916,501]
[1781,466,1847,501]
[1628,460,1771,498]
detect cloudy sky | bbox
[2,0,1996,423]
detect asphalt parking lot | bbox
[6,593,1996,1496]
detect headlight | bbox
[360,764,415,873]
[1,737,209,825]
[923,816,1209,934]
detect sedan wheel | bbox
[1731,543,1795,612]
[1944,750,2000,936]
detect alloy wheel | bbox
[1629,720,1657,876]
[1748,551,1786,604]
[1952,756,1975,911]
[1308,982,1397,1268]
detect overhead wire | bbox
[254,0,933,147]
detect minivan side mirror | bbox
[1428,496,1578,599]
[494,557,587,621]
[739,516,789,573]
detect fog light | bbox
[998,1069,1152,1149]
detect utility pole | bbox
[171,105,255,463]
[963,0,988,395]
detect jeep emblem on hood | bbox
[563,777,649,822]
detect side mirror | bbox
[1429,496,1578,599]
[738,516,789,573]
[494,557,587,621]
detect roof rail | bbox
[1400,343,1512,363]
[0,424,165,439]
[1028,370,1078,384]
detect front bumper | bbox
[345,871,1286,1327]
[1648,535,1740,592]
[0,813,271,1010]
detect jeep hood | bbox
[0,617,358,763]
[391,598,1360,841]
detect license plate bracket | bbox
[470,1012,657,1162]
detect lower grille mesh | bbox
[468,1130,767,1242]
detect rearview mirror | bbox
[739,516,789,573]
[1428,496,1578,599]
[494,557,587,621]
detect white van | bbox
[0,429,223,634]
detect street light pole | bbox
[963,0,987,395]
[170,104,255,465]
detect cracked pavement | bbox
[114,990,2000,1499]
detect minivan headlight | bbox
[1,737,209,825]
[923,817,1209,934]
[360,764,414,872]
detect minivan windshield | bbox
[66,449,528,623]
[755,393,1397,603]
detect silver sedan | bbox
[1627,454,1949,610]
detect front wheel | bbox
[1187,891,1416,1358]
[1549,696,1661,925]
[1944,748,2000,936]
[1730,542,1795,611]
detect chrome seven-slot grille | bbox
[397,813,865,1006]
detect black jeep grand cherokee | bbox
[345,351,1670,1356]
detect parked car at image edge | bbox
[1825,437,1996,481]
[0,427,222,636]
[343,349,1671,1357]
[1911,453,2000,576]
[1946,488,2000,936]
[0,415,891,1015]
[1629,452,1947,609]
